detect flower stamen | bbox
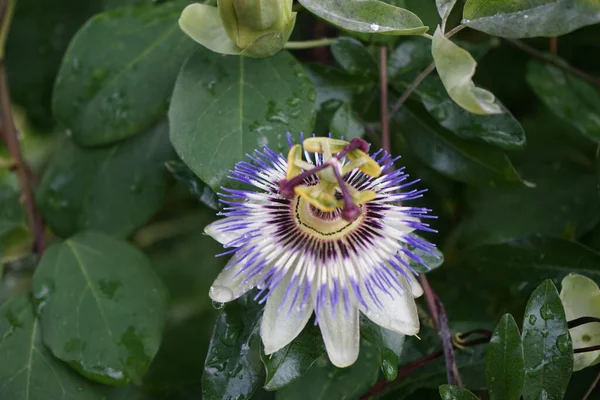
[279,137,382,222]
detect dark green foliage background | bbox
[2,0,600,399]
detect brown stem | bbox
[568,316,600,329]
[575,345,600,354]
[437,298,463,387]
[0,1,46,257]
[359,350,444,400]
[505,38,600,88]
[549,37,558,54]
[388,25,465,120]
[458,329,493,340]
[359,329,489,399]
[379,46,390,154]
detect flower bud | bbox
[179,0,296,58]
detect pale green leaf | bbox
[431,27,502,115]
[179,4,241,55]
[436,0,457,20]
[298,0,428,35]
[463,0,600,38]
[560,274,600,371]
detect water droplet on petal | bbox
[210,285,234,302]
[370,23,380,31]
[212,300,225,310]
[528,314,537,325]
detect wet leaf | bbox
[521,280,573,400]
[526,60,600,143]
[298,0,428,35]
[203,294,264,400]
[165,160,220,210]
[460,162,599,246]
[5,0,103,129]
[416,77,525,149]
[329,103,365,140]
[465,237,600,299]
[331,37,378,78]
[169,49,316,192]
[486,314,524,400]
[463,0,600,38]
[32,232,169,385]
[262,323,325,390]
[438,384,478,400]
[0,296,106,399]
[432,27,502,115]
[53,1,195,146]
[276,341,380,400]
[559,274,600,371]
[394,108,523,186]
[36,119,173,238]
[304,63,374,109]
[435,0,457,20]
[360,316,405,381]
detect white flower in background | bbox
[204,135,437,367]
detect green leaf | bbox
[203,294,264,400]
[32,232,169,385]
[394,108,523,186]
[104,0,156,10]
[53,1,195,146]
[432,27,501,115]
[304,63,374,109]
[0,187,24,237]
[360,316,405,381]
[526,60,600,143]
[331,37,378,78]
[463,0,600,38]
[559,274,600,371]
[0,296,105,399]
[165,160,220,210]
[36,119,173,238]
[486,314,525,400]
[169,49,316,191]
[262,323,325,391]
[438,384,478,400]
[276,341,380,400]
[459,163,599,246]
[329,103,365,140]
[435,0,457,20]
[522,280,573,400]
[298,0,428,35]
[416,77,525,149]
[464,237,600,298]
[5,0,103,130]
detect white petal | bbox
[204,218,247,246]
[209,253,266,303]
[261,274,313,355]
[387,215,419,234]
[409,276,424,298]
[359,274,419,336]
[318,301,360,368]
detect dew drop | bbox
[540,303,554,320]
[528,314,537,325]
[210,285,234,302]
[556,333,570,354]
[370,23,380,31]
[212,300,225,310]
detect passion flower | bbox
[205,136,436,367]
